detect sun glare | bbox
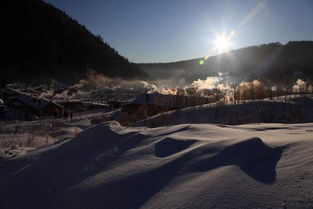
[212,30,236,54]
[213,35,230,53]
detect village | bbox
[1,78,312,124]
[0,87,217,122]
[0,86,219,157]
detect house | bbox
[26,97,64,118]
[2,88,64,118]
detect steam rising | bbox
[72,70,158,91]
[191,77,220,90]
[293,79,307,93]
[34,70,312,103]
[59,71,234,99]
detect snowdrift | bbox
[135,96,313,127]
[1,121,313,209]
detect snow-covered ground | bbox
[1,121,313,209]
[1,96,313,208]
[0,108,120,159]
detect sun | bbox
[213,35,230,53]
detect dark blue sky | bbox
[45,0,313,63]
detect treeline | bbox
[225,79,313,103]
[0,0,147,86]
[155,79,313,104]
[139,41,313,85]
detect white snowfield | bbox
[1,121,313,209]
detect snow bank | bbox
[1,121,313,208]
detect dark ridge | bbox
[0,0,148,86]
[139,41,313,85]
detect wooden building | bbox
[121,93,212,120]
[2,88,64,118]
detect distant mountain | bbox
[0,0,147,86]
[139,41,313,85]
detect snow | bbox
[0,108,122,160]
[1,121,313,208]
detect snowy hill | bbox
[1,121,313,208]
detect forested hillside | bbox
[139,41,313,85]
[0,0,147,86]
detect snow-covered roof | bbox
[16,93,34,104]
[5,88,63,109]
[26,97,63,109]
